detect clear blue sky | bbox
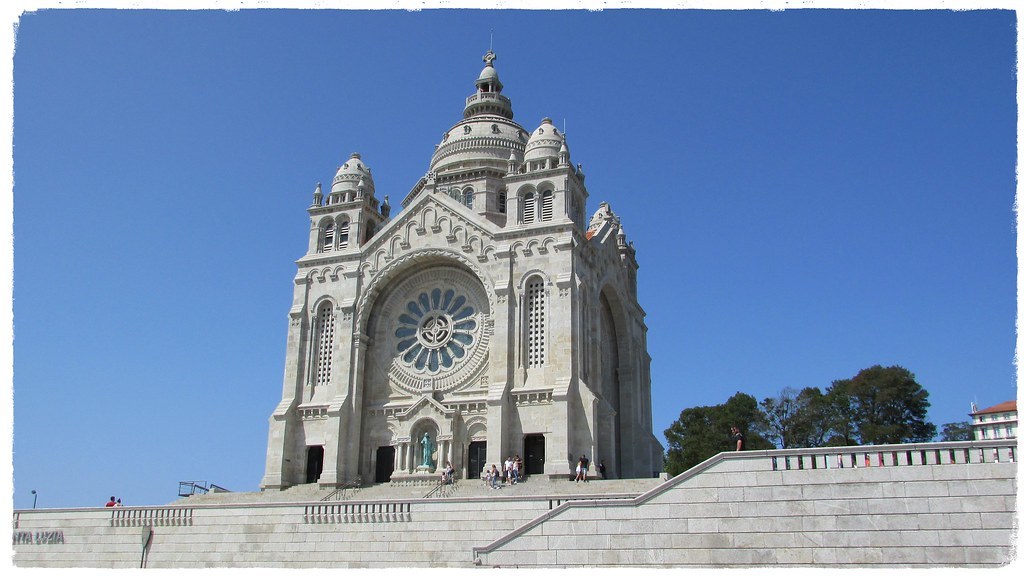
[8,7,1018,509]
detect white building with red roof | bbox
[969,400,1017,440]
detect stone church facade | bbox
[261,52,663,490]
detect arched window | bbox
[463,188,474,209]
[525,277,546,367]
[540,190,554,221]
[497,190,507,214]
[319,222,335,253]
[522,192,536,224]
[337,220,350,249]
[312,302,336,389]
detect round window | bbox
[395,288,477,374]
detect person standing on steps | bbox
[490,464,501,489]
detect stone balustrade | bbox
[474,439,1017,568]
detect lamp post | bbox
[31,490,37,509]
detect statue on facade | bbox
[588,201,617,232]
[420,433,434,468]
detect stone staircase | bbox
[175,475,665,506]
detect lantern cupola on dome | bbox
[330,152,375,200]
[463,50,513,120]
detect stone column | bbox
[340,332,369,483]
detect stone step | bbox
[177,475,665,506]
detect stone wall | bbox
[474,440,1018,568]
[12,494,576,568]
[12,440,1017,568]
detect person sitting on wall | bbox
[105,496,117,507]
[441,461,454,484]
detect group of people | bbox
[572,455,609,482]
[574,455,590,482]
[104,496,123,507]
[482,455,525,489]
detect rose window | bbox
[395,288,477,373]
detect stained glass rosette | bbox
[394,288,477,374]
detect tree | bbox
[664,392,771,476]
[760,387,832,448]
[822,379,858,446]
[831,365,937,445]
[940,421,973,442]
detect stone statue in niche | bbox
[420,433,434,468]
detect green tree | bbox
[664,392,771,476]
[795,387,836,447]
[760,387,831,448]
[831,365,937,445]
[940,421,973,442]
[822,379,858,446]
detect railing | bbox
[464,92,511,106]
[320,482,361,501]
[766,439,1016,471]
[111,506,194,527]
[303,502,411,523]
[473,438,1018,560]
[423,478,459,499]
[547,494,639,509]
[177,481,229,497]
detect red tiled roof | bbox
[972,400,1017,415]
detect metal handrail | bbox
[423,478,458,499]
[320,481,361,501]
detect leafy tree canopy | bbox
[831,365,937,445]
[665,365,940,475]
[940,420,973,442]
[664,392,771,476]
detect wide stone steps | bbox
[176,476,665,506]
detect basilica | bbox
[261,51,663,489]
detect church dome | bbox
[428,51,527,176]
[523,118,563,162]
[331,152,375,196]
[477,63,500,85]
